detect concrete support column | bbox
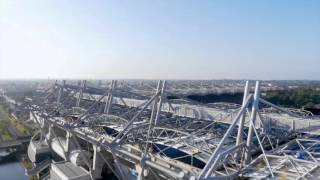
[245,81,260,165]
[93,145,104,179]
[291,119,296,131]
[40,117,45,142]
[47,124,54,145]
[65,131,72,159]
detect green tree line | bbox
[263,88,320,108]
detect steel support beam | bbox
[76,80,86,107]
[104,80,117,114]
[236,81,250,146]
[198,94,253,179]
[245,81,260,165]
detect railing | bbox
[261,114,320,135]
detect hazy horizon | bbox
[1,1,319,80]
[2,77,320,82]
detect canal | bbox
[0,150,28,180]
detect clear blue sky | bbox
[0,0,319,80]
